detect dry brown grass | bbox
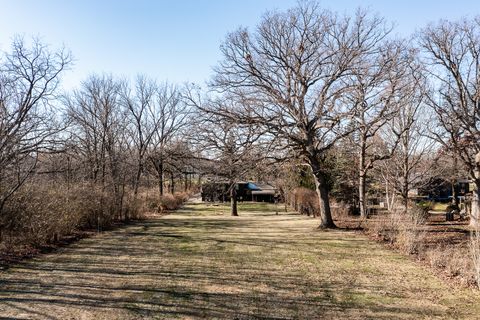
[358,207,480,288]
[1,202,480,319]
[426,245,474,287]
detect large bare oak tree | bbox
[209,3,390,228]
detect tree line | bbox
[0,38,196,244]
[1,2,480,248]
[189,3,480,228]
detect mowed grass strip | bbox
[0,202,479,319]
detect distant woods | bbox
[1,1,480,251]
[0,39,195,247]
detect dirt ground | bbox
[1,202,480,319]
[337,210,471,246]
[422,212,470,246]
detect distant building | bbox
[251,183,277,202]
[419,178,471,202]
[201,181,277,203]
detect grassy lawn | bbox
[0,202,479,319]
[431,202,449,212]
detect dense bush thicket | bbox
[0,182,191,252]
[0,39,196,255]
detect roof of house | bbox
[252,183,277,195]
[246,182,261,190]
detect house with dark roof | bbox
[251,183,277,202]
[201,181,277,203]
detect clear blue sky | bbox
[0,0,478,90]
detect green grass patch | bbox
[432,202,449,211]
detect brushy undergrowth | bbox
[366,207,426,254]
[0,183,190,255]
[365,205,478,287]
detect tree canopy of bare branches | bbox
[0,37,71,213]
[189,97,267,216]
[206,3,392,228]
[121,76,190,196]
[346,40,424,217]
[421,17,480,226]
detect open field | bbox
[1,202,480,319]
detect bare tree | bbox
[154,140,196,194]
[146,83,190,196]
[66,74,129,219]
[207,3,391,228]
[378,101,437,214]
[190,98,266,216]
[420,17,480,226]
[435,150,466,207]
[121,75,158,196]
[346,41,417,217]
[0,37,71,215]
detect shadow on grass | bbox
[0,204,463,319]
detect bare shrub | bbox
[331,201,356,219]
[65,183,115,230]
[367,207,426,254]
[366,211,401,243]
[134,189,161,215]
[1,183,111,246]
[427,245,474,287]
[159,194,178,212]
[0,182,153,249]
[153,192,190,213]
[396,207,426,254]
[293,188,319,217]
[174,192,190,205]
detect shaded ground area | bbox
[1,202,480,319]
[423,211,470,246]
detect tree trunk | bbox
[157,160,164,196]
[403,153,409,215]
[119,181,127,221]
[170,173,175,194]
[470,181,480,228]
[452,155,458,206]
[359,173,367,218]
[134,162,142,197]
[158,173,164,196]
[359,135,367,218]
[451,180,458,206]
[310,159,336,229]
[382,171,396,212]
[471,153,480,228]
[231,184,238,216]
